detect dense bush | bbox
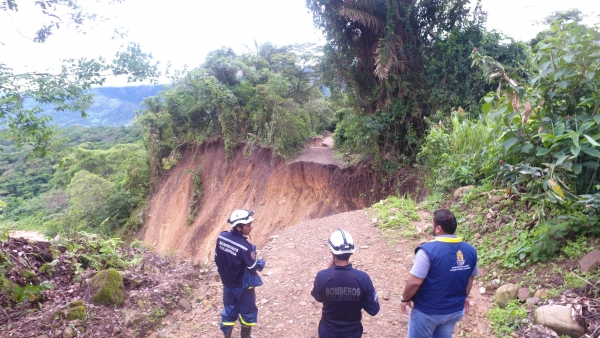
[307,0,531,169]
[138,43,334,179]
[1,126,149,236]
[418,112,502,190]
[425,16,600,266]
[478,19,600,232]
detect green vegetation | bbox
[371,196,420,236]
[418,113,502,189]
[419,13,600,266]
[1,125,148,237]
[0,5,598,325]
[563,272,587,290]
[64,233,142,273]
[13,281,54,304]
[1,1,162,156]
[187,168,203,225]
[486,300,528,335]
[137,42,333,182]
[63,304,88,321]
[561,237,589,259]
[1,231,144,309]
[90,269,125,305]
[148,307,167,323]
[306,0,528,166]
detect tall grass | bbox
[418,112,502,190]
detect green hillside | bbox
[41,85,163,127]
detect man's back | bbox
[311,264,379,335]
[412,240,477,315]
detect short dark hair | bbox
[234,223,251,232]
[433,209,457,234]
[334,253,352,261]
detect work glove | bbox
[257,259,266,272]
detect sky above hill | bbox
[1,0,598,77]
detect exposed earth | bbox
[138,136,418,266]
[142,135,494,338]
[1,209,494,338]
[5,135,598,337]
[149,209,495,338]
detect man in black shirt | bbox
[311,229,380,338]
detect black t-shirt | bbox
[311,264,380,336]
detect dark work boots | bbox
[240,325,252,338]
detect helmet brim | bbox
[231,216,254,227]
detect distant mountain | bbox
[42,85,164,127]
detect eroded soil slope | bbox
[139,138,411,264]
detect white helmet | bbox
[329,229,355,255]
[227,209,255,227]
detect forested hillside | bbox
[40,85,163,127]
[0,125,148,236]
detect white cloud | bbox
[1,0,598,75]
[1,0,324,73]
[480,0,599,41]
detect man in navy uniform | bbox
[311,229,380,338]
[215,209,265,338]
[400,209,478,337]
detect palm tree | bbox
[306,0,474,156]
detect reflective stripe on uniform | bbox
[219,235,248,251]
[221,321,236,326]
[433,237,463,243]
[247,259,257,269]
[239,314,256,326]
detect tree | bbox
[67,170,115,227]
[1,0,130,44]
[307,0,503,160]
[138,42,331,180]
[1,0,161,156]
[471,16,600,236]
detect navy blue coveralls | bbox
[214,230,259,333]
[311,264,380,338]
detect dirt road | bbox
[291,135,344,167]
[149,210,494,338]
[145,135,493,337]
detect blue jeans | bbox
[408,308,463,338]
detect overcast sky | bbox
[1,0,598,77]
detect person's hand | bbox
[401,300,413,315]
[464,297,471,314]
[257,259,266,272]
